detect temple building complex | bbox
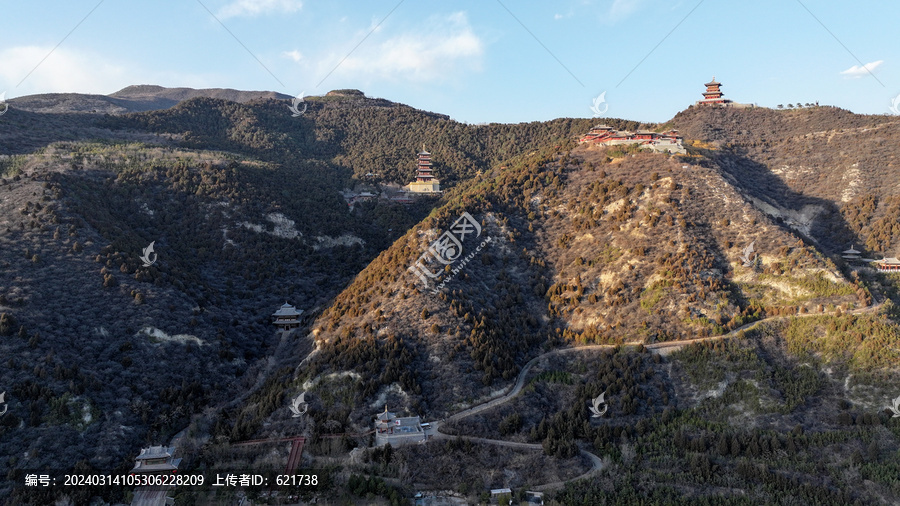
[579,125,686,154]
[374,406,426,446]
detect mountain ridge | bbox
[7,85,294,115]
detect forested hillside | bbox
[0,89,636,502]
[304,137,869,423]
[672,106,900,255]
[99,90,643,185]
[289,105,900,504]
[2,88,900,504]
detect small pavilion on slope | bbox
[272,302,303,331]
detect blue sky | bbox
[1,0,897,124]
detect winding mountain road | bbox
[427,300,882,490]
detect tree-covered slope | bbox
[305,138,866,424]
[99,91,644,185]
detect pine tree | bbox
[717,434,729,456]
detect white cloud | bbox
[0,46,208,97]
[323,12,483,83]
[560,0,642,24]
[217,0,302,19]
[282,49,303,62]
[607,0,643,22]
[0,46,131,97]
[840,60,883,78]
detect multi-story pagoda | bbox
[415,150,434,182]
[697,77,732,106]
[405,147,441,194]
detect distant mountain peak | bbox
[110,84,169,95]
[10,85,292,115]
[325,89,366,98]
